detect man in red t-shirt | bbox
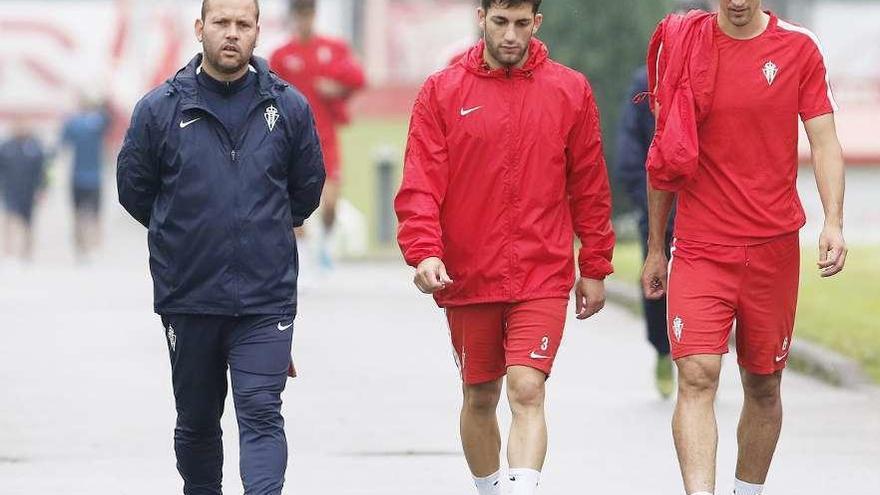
[270,0,365,267]
[642,2,846,494]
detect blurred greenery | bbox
[339,118,409,249]
[539,0,673,213]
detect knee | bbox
[176,402,223,437]
[235,389,283,426]
[507,374,545,411]
[742,373,782,408]
[677,359,721,398]
[175,413,221,441]
[463,382,501,415]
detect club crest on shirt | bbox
[673,316,684,342]
[762,61,779,86]
[265,105,279,132]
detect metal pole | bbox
[375,146,396,246]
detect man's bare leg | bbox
[673,355,722,494]
[461,378,503,477]
[317,180,340,268]
[321,179,340,231]
[504,366,547,494]
[506,365,547,470]
[735,369,783,485]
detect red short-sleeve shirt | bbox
[675,13,837,245]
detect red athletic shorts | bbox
[445,298,568,384]
[666,232,800,374]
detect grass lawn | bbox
[610,241,880,383]
[796,245,880,382]
[338,117,409,250]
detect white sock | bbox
[509,468,540,495]
[689,492,714,495]
[473,469,502,495]
[734,478,763,495]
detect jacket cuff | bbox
[404,248,443,268]
[579,261,613,281]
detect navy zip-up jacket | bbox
[117,54,325,316]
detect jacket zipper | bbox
[230,95,276,316]
[183,95,275,316]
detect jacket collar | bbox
[462,37,549,78]
[168,54,286,109]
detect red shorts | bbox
[667,232,800,374]
[445,298,568,384]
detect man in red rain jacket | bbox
[270,0,365,267]
[395,1,614,493]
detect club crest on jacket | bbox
[265,105,279,132]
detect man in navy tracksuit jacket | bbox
[117,1,324,493]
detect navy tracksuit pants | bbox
[161,314,294,495]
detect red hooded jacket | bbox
[646,11,718,191]
[395,39,615,308]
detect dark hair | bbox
[201,0,261,21]
[481,0,542,14]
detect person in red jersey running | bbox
[395,1,615,494]
[641,1,846,494]
[270,0,365,268]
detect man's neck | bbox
[717,10,771,40]
[200,58,249,83]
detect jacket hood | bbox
[462,37,550,78]
[167,54,287,104]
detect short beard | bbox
[485,37,528,68]
[203,46,250,75]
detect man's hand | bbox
[287,357,297,379]
[642,250,668,300]
[575,278,606,320]
[315,78,348,99]
[818,224,847,277]
[414,257,453,294]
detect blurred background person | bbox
[270,0,366,271]
[0,118,47,263]
[60,93,111,264]
[615,0,712,399]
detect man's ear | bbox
[195,18,204,43]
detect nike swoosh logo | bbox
[179,117,202,128]
[277,322,293,331]
[460,106,482,117]
[529,352,550,360]
[775,353,789,363]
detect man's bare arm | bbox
[804,113,847,277]
[641,180,675,299]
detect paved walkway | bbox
[0,176,878,494]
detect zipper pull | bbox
[231,150,237,162]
